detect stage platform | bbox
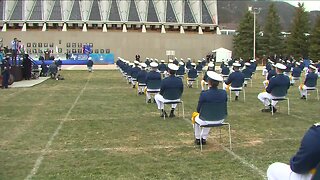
[10,77,50,88]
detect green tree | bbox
[309,15,320,61]
[233,11,260,60]
[286,3,310,58]
[261,3,283,57]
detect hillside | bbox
[218,0,320,31]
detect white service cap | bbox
[275,63,286,70]
[168,63,179,71]
[207,71,223,82]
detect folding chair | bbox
[187,77,199,88]
[145,79,161,103]
[229,87,245,102]
[162,88,184,120]
[271,86,290,115]
[196,102,232,151]
[244,77,253,87]
[306,87,319,101]
[222,75,229,81]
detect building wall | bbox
[0,30,234,61]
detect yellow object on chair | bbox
[299,84,304,90]
[191,112,199,124]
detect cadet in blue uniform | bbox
[146,62,162,103]
[187,63,198,88]
[267,123,320,180]
[155,64,183,118]
[130,61,141,88]
[258,63,290,113]
[291,62,302,85]
[242,62,253,87]
[1,58,11,89]
[223,62,245,100]
[158,60,167,73]
[194,71,227,145]
[263,63,276,88]
[176,61,185,78]
[201,62,214,91]
[196,60,203,72]
[299,65,318,99]
[137,63,148,95]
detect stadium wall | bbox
[0,30,233,61]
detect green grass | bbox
[0,70,319,180]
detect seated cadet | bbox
[158,60,167,73]
[87,57,94,72]
[201,62,215,91]
[299,65,318,99]
[267,122,320,180]
[176,61,185,78]
[221,62,230,78]
[186,58,192,72]
[291,62,302,85]
[155,64,183,118]
[193,71,227,145]
[146,62,162,103]
[187,63,198,88]
[262,59,273,76]
[130,61,141,88]
[223,62,245,101]
[263,63,277,88]
[196,60,203,72]
[137,63,148,95]
[144,57,150,67]
[242,62,253,87]
[258,63,290,113]
[173,57,179,66]
[284,60,292,77]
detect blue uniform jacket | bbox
[242,68,253,79]
[159,75,184,97]
[186,61,192,69]
[137,70,148,83]
[267,69,277,80]
[196,64,203,71]
[158,63,167,72]
[221,67,230,75]
[146,71,161,85]
[130,67,141,78]
[177,65,185,75]
[188,68,198,78]
[290,124,320,174]
[292,67,302,78]
[266,74,290,94]
[304,72,318,87]
[225,70,245,88]
[197,87,228,113]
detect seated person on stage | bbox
[258,63,290,113]
[193,71,227,145]
[263,63,277,88]
[242,62,253,87]
[223,62,245,101]
[267,122,320,180]
[201,62,215,91]
[155,64,183,118]
[290,62,302,85]
[87,57,94,72]
[187,63,198,88]
[136,63,148,95]
[299,65,318,99]
[146,62,162,103]
[48,61,58,80]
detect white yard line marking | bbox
[183,118,267,180]
[24,74,92,180]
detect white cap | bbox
[150,62,158,67]
[180,58,184,61]
[146,57,149,60]
[250,59,256,62]
[208,62,214,67]
[179,61,184,65]
[245,62,251,66]
[169,59,173,63]
[187,58,191,60]
[160,60,165,63]
[233,62,241,67]
[134,60,139,65]
[207,71,223,82]
[202,58,205,60]
[129,63,134,66]
[295,62,300,65]
[174,57,177,60]
[198,60,202,63]
[191,63,196,66]
[140,63,147,68]
[275,63,286,70]
[88,57,92,60]
[309,65,317,70]
[168,63,179,71]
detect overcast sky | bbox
[284,1,320,11]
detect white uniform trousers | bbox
[258,92,283,107]
[201,80,209,91]
[267,162,312,180]
[299,85,310,97]
[154,94,178,110]
[262,68,268,76]
[194,115,224,139]
[146,89,160,100]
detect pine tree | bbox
[262,3,283,57]
[233,11,260,60]
[286,3,310,58]
[309,15,320,61]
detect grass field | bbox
[0,69,319,180]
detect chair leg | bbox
[250,79,253,87]
[227,123,232,150]
[182,101,185,119]
[287,98,290,115]
[317,89,319,101]
[200,128,203,151]
[229,90,232,102]
[243,89,246,102]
